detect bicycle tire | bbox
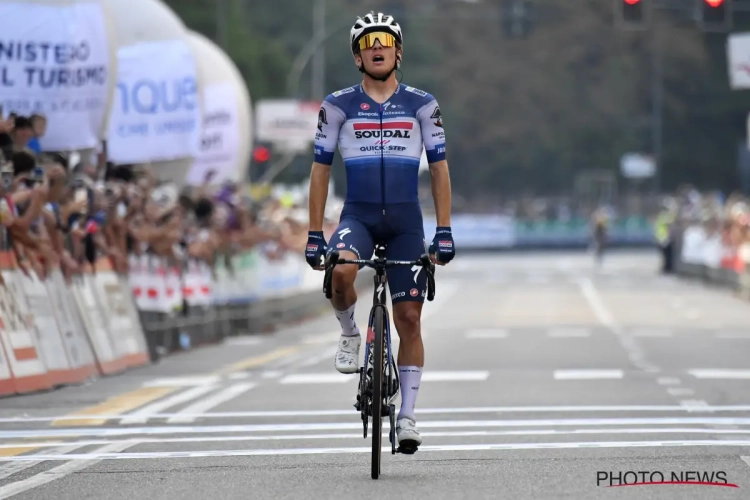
[371,306,385,480]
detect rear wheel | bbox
[371,307,385,479]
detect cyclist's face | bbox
[358,40,399,78]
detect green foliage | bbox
[164,0,750,195]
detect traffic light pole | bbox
[651,25,663,194]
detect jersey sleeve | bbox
[313,96,346,165]
[417,96,446,163]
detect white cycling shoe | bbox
[396,416,422,453]
[335,334,361,374]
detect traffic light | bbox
[614,0,650,30]
[697,0,732,32]
[250,144,272,181]
[253,145,270,163]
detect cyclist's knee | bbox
[393,303,422,339]
[331,250,358,294]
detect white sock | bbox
[398,366,422,421]
[334,303,359,337]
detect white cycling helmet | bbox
[350,11,403,55]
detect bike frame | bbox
[323,245,436,479]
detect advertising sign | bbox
[0,3,111,150]
[255,99,320,152]
[727,32,750,90]
[187,82,240,184]
[107,40,200,163]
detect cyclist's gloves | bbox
[429,226,455,264]
[305,230,328,269]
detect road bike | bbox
[323,244,436,479]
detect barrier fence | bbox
[0,243,342,398]
[675,223,750,296]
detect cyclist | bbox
[304,11,455,453]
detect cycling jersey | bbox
[313,83,446,205]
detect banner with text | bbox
[0,3,111,150]
[255,99,320,153]
[107,40,200,164]
[186,82,240,184]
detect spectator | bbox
[10,116,34,154]
[27,114,47,154]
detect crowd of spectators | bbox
[0,111,341,286]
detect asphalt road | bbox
[3,250,750,499]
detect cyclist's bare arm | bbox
[428,160,452,228]
[308,162,330,233]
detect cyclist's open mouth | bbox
[372,55,385,64]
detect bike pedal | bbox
[396,443,419,455]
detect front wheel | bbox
[371,306,385,479]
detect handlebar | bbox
[323,251,436,302]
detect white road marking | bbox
[465,329,508,339]
[3,440,750,461]
[740,456,750,470]
[12,405,750,424]
[547,328,591,338]
[119,385,219,425]
[0,442,135,499]
[223,337,264,346]
[667,388,695,397]
[630,329,673,338]
[0,444,86,481]
[302,332,338,345]
[9,417,750,440]
[227,372,251,380]
[7,428,750,451]
[261,370,283,379]
[553,370,623,380]
[689,369,750,379]
[143,376,221,388]
[280,373,355,384]
[657,377,682,386]
[579,278,657,372]
[297,347,337,368]
[166,383,256,424]
[680,400,712,413]
[421,371,490,382]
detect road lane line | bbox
[0,442,135,499]
[689,369,750,379]
[547,328,591,338]
[51,387,178,427]
[166,383,256,424]
[213,346,302,375]
[667,388,695,396]
[579,278,658,372]
[14,404,750,424]
[6,427,750,451]
[119,385,220,425]
[553,370,623,380]
[142,376,220,387]
[12,417,750,440]
[465,329,508,339]
[0,444,87,481]
[2,440,750,461]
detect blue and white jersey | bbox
[313,83,446,205]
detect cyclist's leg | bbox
[385,231,428,447]
[327,218,374,373]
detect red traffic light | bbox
[253,146,270,163]
[705,0,723,6]
[624,0,640,4]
